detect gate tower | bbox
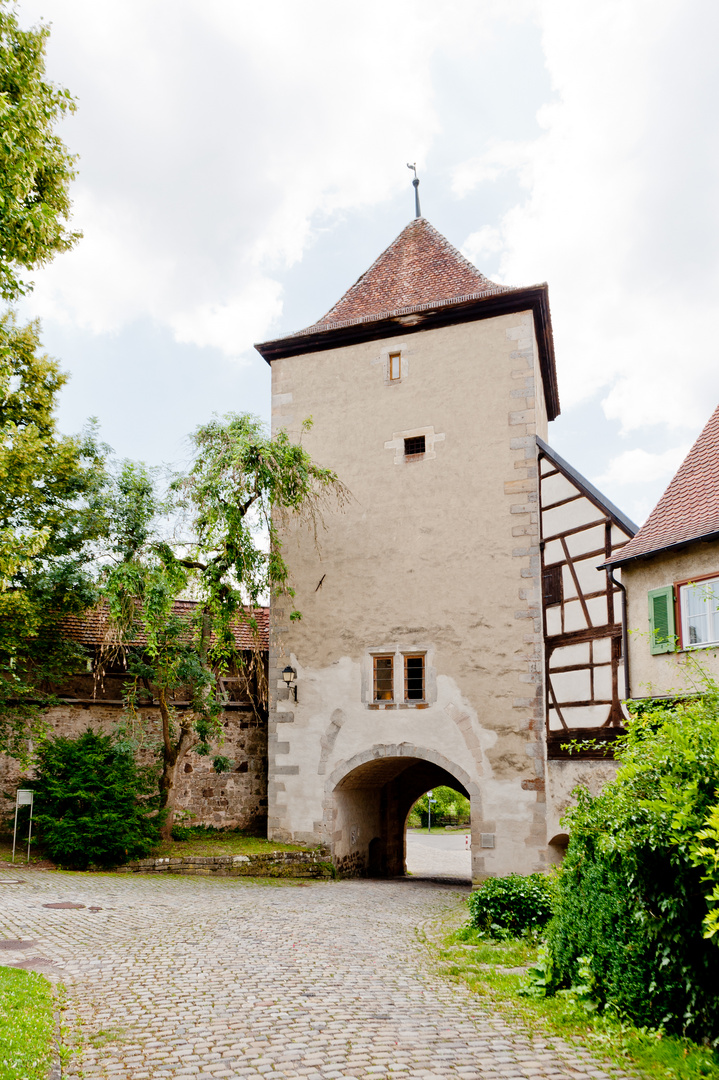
[256,215,631,879]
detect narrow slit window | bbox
[373,655,394,701]
[389,352,401,381]
[404,435,425,457]
[404,655,425,700]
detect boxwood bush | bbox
[31,729,162,868]
[468,872,554,939]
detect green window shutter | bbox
[648,586,675,654]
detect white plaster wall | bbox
[268,310,550,878]
[625,542,719,697]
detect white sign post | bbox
[12,789,34,864]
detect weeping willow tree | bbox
[101,413,345,838]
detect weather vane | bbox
[407,163,421,219]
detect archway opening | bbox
[405,785,471,881]
[331,753,473,879]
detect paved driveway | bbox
[0,870,620,1080]
[405,831,472,882]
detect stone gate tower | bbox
[256,215,562,880]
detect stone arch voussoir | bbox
[325,742,481,799]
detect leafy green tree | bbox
[102,414,344,838]
[0,1,81,301]
[412,785,470,824]
[0,314,108,761]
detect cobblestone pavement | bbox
[0,870,624,1080]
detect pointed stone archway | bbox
[324,742,481,878]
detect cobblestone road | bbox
[0,870,623,1080]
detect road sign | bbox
[12,789,35,863]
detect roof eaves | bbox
[537,436,638,537]
[602,528,719,569]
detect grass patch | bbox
[434,918,719,1080]
[152,827,319,859]
[0,966,55,1080]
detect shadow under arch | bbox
[325,743,481,878]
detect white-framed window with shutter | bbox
[648,585,675,654]
[678,575,719,649]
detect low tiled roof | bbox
[606,403,719,566]
[307,217,511,331]
[61,601,269,651]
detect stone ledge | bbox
[117,849,332,878]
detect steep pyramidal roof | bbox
[255,216,560,420]
[607,403,719,565]
[309,216,511,330]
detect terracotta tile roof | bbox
[61,601,269,651]
[606,403,719,565]
[303,216,512,333]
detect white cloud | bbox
[594,445,690,489]
[19,0,461,356]
[453,0,719,433]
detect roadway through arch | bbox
[325,744,480,878]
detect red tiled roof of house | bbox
[305,217,511,332]
[606,403,719,565]
[61,601,269,651]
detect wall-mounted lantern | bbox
[282,665,297,702]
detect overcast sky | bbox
[15,0,719,526]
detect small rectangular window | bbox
[373,655,394,700]
[389,352,401,381]
[680,577,719,648]
[404,655,425,700]
[404,435,425,457]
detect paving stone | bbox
[0,871,635,1079]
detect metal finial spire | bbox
[406,163,421,218]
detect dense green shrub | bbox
[468,873,554,939]
[31,729,162,868]
[548,684,719,1041]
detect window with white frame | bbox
[680,576,719,647]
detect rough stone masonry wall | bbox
[0,703,268,833]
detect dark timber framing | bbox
[538,438,637,758]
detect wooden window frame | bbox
[675,572,719,650]
[403,653,426,702]
[372,654,394,701]
[388,352,402,381]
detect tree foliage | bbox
[0,1,80,301]
[31,729,162,869]
[412,785,470,823]
[547,681,719,1040]
[0,314,108,761]
[101,414,344,837]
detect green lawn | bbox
[151,828,318,860]
[0,967,55,1080]
[435,922,719,1080]
[0,829,316,868]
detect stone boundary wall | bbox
[118,851,332,878]
[0,701,268,833]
